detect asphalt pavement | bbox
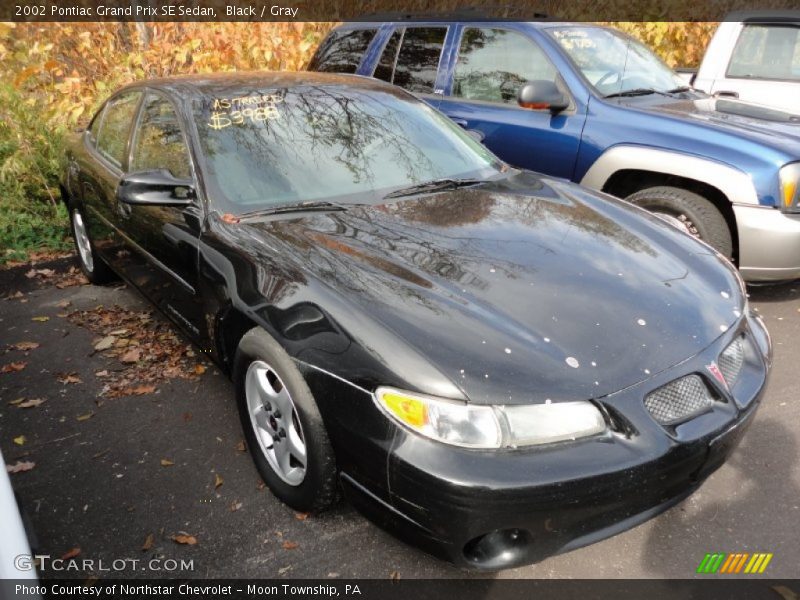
[1,256,798,580]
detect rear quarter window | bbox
[727,23,800,82]
[308,28,376,73]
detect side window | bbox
[86,107,105,147]
[130,94,192,180]
[373,29,402,83]
[727,24,800,81]
[452,28,557,104]
[393,27,448,94]
[95,92,141,168]
[308,28,376,74]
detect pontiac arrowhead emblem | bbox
[706,362,728,389]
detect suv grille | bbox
[644,374,715,425]
[719,336,744,387]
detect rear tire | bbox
[625,186,733,258]
[233,327,338,513]
[69,204,115,284]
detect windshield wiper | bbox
[384,178,482,199]
[665,85,692,94]
[238,200,350,220]
[603,88,668,99]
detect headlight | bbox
[779,162,800,212]
[375,387,607,449]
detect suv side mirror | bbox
[116,169,195,207]
[518,81,569,114]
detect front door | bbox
[437,26,586,179]
[117,92,205,340]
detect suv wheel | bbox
[625,186,733,258]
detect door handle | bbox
[713,90,739,98]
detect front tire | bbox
[625,186,733,258]
[69,205,115,284]
[233,327,338,513]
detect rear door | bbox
[119,91,205,340]
[366,24,453,110]
[436,25,586,179]
[80,90,143,269]
[711,22,800,112]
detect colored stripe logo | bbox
[697,552,773,574]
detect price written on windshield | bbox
[207,95,282,130]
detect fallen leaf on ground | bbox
[120,348,141,363]
[390,571,401,581]
[95,370,109,377]
[26,268,55,279]
[13,435,26,446]
[1,362,27,373]
[13,342,40,351]
[8,398,24,405]
[6,460,35,473]
[183,412,192,422]
[229,500,242,512]
[235,440,246,453]
[278,565,292,575]
[142,533,154,552]
[57,373,82,384]
[56,300,71,309]
[18,398,45,408]
[194,364,206,375]
[61,547,81,560]
[93,336,116,351]
[160,458,174,467]
[294,512,309,521]
[31,316,50,322]
[109,328,129,336]
[6,291,24,300]
[127,384,156,395]
[172,534,197,545]
[214,473,223,488]
[76,413,94,421]
[282,541,299,550]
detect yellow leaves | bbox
[160,458,174,467]
[14,435,27,445]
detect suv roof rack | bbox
[358,7,555,22]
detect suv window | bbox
[95,92,141,168]
[727,23,800,81]
[393,27,448,94]
[374,29,402,83]
[308,28,376,73]
[453,28,557,104]
[131,94,191,179]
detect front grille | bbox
[644,374,715,425]
[719,336,744,387]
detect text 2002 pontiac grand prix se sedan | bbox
[60,72,771,570]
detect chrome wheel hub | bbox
[245,360,307,486]
[72,209,94,272]
[654,211,700,238]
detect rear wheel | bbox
[233,327,338,513]
[625,186,733,258]
[69,205,115,284]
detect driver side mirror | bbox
[116,169,195,207]
[518,81,569,114]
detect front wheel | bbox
[233,327,338,513]
[69,205,115,284]
[625,186,733,259]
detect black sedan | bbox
[61,72,771,570]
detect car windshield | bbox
[192,84,502,213]
[548,26,684,97]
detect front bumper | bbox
[333,313,771,570]
[734,204,800,282]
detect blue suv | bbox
[310,20,800,282]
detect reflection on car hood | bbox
[243,172,745,405]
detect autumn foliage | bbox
[0,20,715,259]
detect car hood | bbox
[242,172,745,405]
[626,95,800,150]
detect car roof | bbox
[335,20,593,30]
[115,70,392,98]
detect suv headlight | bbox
[779,162,800,213]
[375,387,607,449]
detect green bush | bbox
[0,83,70,262]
